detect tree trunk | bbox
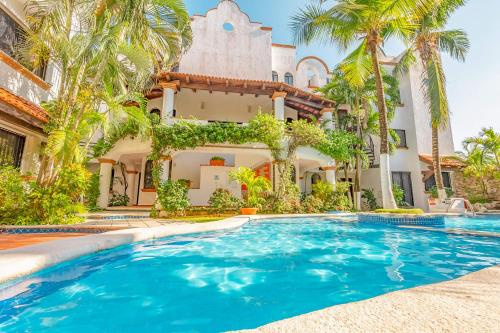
[432,126,447,201]
[368,39,397,209]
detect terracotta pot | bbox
[210,160,225,166]
[241,207,258,215]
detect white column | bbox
[272,91,287,121]
[160,82,178,124]
[98,159,115,209]
[323,166,337,187]
[126,171,137,206]
[321,108,334,131]
[20,135,42,175]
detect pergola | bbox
[149,72,335,119]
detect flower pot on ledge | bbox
[209,159,225,166]
[241,207,258,215]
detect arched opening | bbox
[284,72,294,86]
[150,108,161,118]
[272,71,279,82]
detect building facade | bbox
[1,0,459,211]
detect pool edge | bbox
[236,265,500,333]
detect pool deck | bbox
[237,265,500,333]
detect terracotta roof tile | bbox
[0,87,48,123]
[419,154,465,169]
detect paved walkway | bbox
[237,265,500,333]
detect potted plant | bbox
[210,156,225,167]
[229,167,271,215]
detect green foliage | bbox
[0,164,90,225]
[157,180,190,216]
[85,172,101,211]
[0,166,29,223]
[208,189,243,214]
[229,167,271,209]
[109,193,130,207]
[309,181,352,212]
[362,188,380,210]
[467,195,489,205]
[374,208,424,215]
[210,156,225,161]
[428,185,454,199]
[392,184,409,207]
[301,195,325,213]
[316,130,361,164]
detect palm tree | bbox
[319,68,402,209]
[396,0,469,201]
[21,0,192,186]
[291,0,430,208]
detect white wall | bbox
[180,0,272,80]
[296,57,330,91]
[271,46,297,84]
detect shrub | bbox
[392,184,409,207]
[330,182,353,211]
[301,195,324,213]
[374,208,424,215]
[428,185,454,199]
[210,156,225,161]
[157,180,190,215]
[468,194,489,204]
[208,188,242,214]
[361,188,379,210]
[109,192,129,207]
[0,166,29,223]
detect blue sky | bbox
[184,0,500,150]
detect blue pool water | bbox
[0,218,499,332]
[444,215,500,233]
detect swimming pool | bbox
[0,218,499,332]
[444,215,500,233]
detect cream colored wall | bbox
[179,0,272,80]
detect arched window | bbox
[150,108,161,118]
[311,173,321,185]
[284,72,294,86]
[272,71,279,82]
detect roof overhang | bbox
[151,72,335,118]
[419,154,465,169]
[0,87,48,130]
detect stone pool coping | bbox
[0,213,344,284]
[236,265,500,333]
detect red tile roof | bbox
[0,87,48,123]
[419,154,465,169]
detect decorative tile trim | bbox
[358,213,445,226]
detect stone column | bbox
[160,81,178,124]
[272,91,287,121]
[321,108,335,131]
[97,159,115,209]
[322,165,337,188]
[126,170,138,206]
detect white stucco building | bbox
[0,0,459,211]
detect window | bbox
[392,172,414,206]
[0,128,25,168]
[0,8,47,79]
[144,160,155,189]
[223,22,234,32]
[284,72,294,86]
[150,108,161,118]
[394,129,407,148]
[425,172,452,191]
[272,71,279,82]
